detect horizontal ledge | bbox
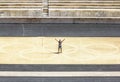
[49,1,120,2]
[0,9,42,10]
[0,71,120,77]
[0,17,120,18]
[49,9,120,10]
[49,6,120,9]
[0,8,119,10]
[1,1,120,2]
[0,6,42,8]
[49,4,120,5]
[0,2,42,5]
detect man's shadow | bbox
[53,52,60,54]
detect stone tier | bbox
[0,0,120,18]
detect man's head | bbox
[59,39,61,42]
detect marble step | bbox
[0,0,119,9]
[0,0,119,18]
[0,0,42,3]
[49,1,120,9]
[49,2,120,5]
[0,3,42,8]
[49,0,120,17]
[49,0,120,2]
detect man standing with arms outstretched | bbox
[55,38,65,53]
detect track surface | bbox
[0,23,120,81]
[0,37,120,64]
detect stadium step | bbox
[49,0,120,9]
[49,0,120,17]
[0,0,120,18]
[0,3,42,9]
[0,0,47,17]
[0,0,42,3]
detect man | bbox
[55,38,65,53]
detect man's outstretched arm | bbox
[55,38,58,42]
[62,39,65,42]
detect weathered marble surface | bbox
[49,9,120,17]
[0,0,120,18]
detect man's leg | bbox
[60,48,62,53]
[58,48,60,53]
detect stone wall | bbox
[0,18,120,23]
[0,0,120,18]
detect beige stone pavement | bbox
[0,37,120,64]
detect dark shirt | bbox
[58,41,62,47]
